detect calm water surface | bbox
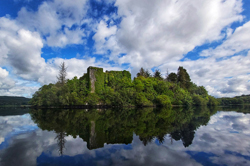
[0,106,250,166]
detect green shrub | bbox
[155,95,172,107]
[192,95,208,106]
[85,93,100,106]
[208,96,219,106]
[135,92,153,107]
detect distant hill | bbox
[0,96,31,105]
[217,94,250,105]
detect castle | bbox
[80,66,131,94]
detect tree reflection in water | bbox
[30,106,218,154]
[55,131,67,156]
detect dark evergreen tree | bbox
[177,66,191,90]
[167,72,177,83]
[154,69,163,80]
[145,69,151,78]
[137,67,146,77]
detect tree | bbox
[167,73,177,83]
[55,131,67,156]
[137,67,146,77]
[137,67,151,78]
[57,62,67,86]
[177,66,191,90]
[145,70,151,78]
[153,69,163,80]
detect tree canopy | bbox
[177,66,191,90]
[167,72,177,83]
[30,66,218,107]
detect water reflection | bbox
[30,106,217,152]
[1,106,250,166]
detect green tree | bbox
[137,68,151,78]
[155,95,172,107]
[177,66,191,90]
[145,70,151,78]
[167,73,177,83]
[153,69,163,80]
[137,67,146,77]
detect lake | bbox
[0,106,250,166]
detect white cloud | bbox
[90,0,247,92]
[0,86,39,98]
[0,16,122,93]
[0,78,15,90]
[46,27,86,47]
[16,0,88,47]
[95,0,243,70]
[159,51,250,97]
[0,68,8,79]
[0,67,15,90]
[201,21,250,58]
[93,20,117,54]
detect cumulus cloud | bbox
[94,0,243,71]
[93,20,117,54]
[90,0,250,97]
[0,67,15,90]
[0,85,39,98]
[200,21,250,58]
[17,0,88,47]
[0,16,122,93]
[0,68,8,79]
[160,51,250,97]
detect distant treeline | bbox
[30,64,218,107]
[217,94,250,105]
[0,96,30,106]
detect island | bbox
[30,65,218,107]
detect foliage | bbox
[177,66,191,90]
[217,94,250,105]
[135,92,153,107]
[85,93,100,106]
[30,66,218,107]
[192,94,208,106]
[153,69,163,80]
[167,72,177,83]
[137,67,151,78]
[208,96,219,106]
[155,95,171,107]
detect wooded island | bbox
[30,64,218,107]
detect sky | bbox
[0,0,250,98]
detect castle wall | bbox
[87,67,104,94]
[87,66,131,94]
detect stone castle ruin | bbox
[81,66,131,94]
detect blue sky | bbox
[0,0,250,97]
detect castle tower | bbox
[87,66,104,94]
